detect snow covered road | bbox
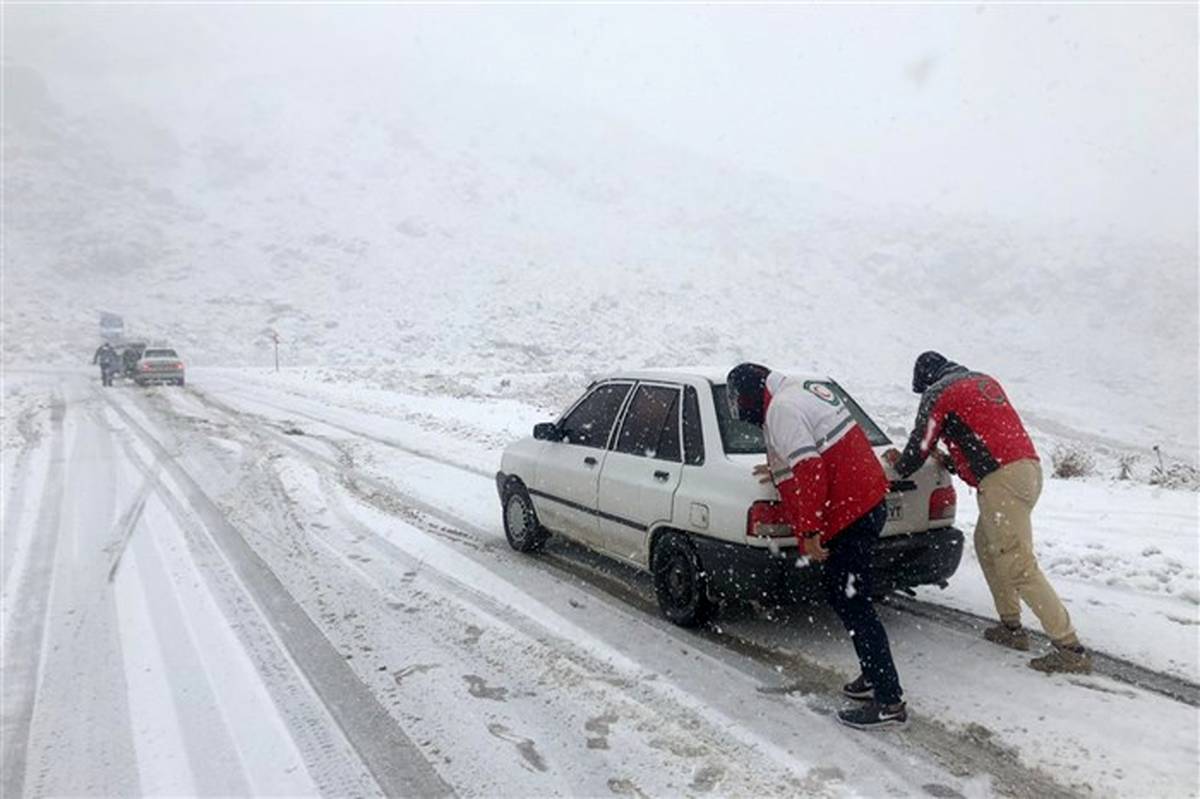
[2,367,1197,798]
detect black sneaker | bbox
[842,674,874,701]
[837,701,907,730]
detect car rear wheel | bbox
[652,531,714,627]
[503,486,548,553]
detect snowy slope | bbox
[3,62,1197,456]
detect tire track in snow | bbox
[203,384,492,477]
[0,391,66,799]
[2,396,50,592]
[307,471,829,794]
[99,390,454,799]
[105,476,153,583]
[19,397,144,798]
[120,502,254,796]
[884,595,1200,707]
[102,405,381,799]
[279,469,830,796]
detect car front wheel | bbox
[652,531,714,627]
[503,486,548,553]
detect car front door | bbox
[531,382,633,547]
[595,383,684,566]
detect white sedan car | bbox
[496,369,964,626]
[135,347,186,386]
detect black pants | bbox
[822,502,903,705]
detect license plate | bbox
[886,499,904,521]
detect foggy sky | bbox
[6,3,1198,243]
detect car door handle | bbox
[653,470,670,481]
[584,456,598,467]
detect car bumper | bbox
[693,526,965,603]
[135,370,185,384]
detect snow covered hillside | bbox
[4,62,1197,456]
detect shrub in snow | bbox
[1116,453,1138,481]
[1148,445,1200,491]
[1050,445,1095,479]
[1149,461,1200,492]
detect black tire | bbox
[651,531,714,627]
[177,378,186,387]
[502,484,548,553]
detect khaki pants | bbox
[974,460,1079,645]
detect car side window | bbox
[682,386,705,466]
[615,385,682,462]
[558,383,632,448]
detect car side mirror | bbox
[533,422,562,441]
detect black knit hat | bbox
[912,351,948,394]
[726,362,771,426]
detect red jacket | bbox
[763,374,889,544]
[894,369,1038,487]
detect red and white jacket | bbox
[893,369,1039,487]
[763,373,889,545]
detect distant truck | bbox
[99,312,125,342]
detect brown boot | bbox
[1029,643,1093,674]
[983,622,1030,651]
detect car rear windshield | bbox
[711,381,891,455]
[144,349,178,358]
[712,384,766,454]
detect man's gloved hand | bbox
[800,532,829,562]
[752,463,773,485]
[932,449,956,473]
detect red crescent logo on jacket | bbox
[804,381,839,405]
[977,378,1007,405]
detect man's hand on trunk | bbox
[801,534,829,562]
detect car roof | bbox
[605,367,830,385]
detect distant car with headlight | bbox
[496,369,963,626]
[135,347,186,387]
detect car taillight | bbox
[173,362,183,369]
[747,500,793,538]
[140,363,152,371]
[929,485,956,521]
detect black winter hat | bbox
[726,362,772,426]
[912,351,948,394]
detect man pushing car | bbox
[886,351,1091,674]
[727,362,906,730]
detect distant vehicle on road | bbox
[99,312,124,342]
[135,347,186,387]
[496,369,964,626]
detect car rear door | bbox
[531,382,633,546]
[595,382,684,566]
